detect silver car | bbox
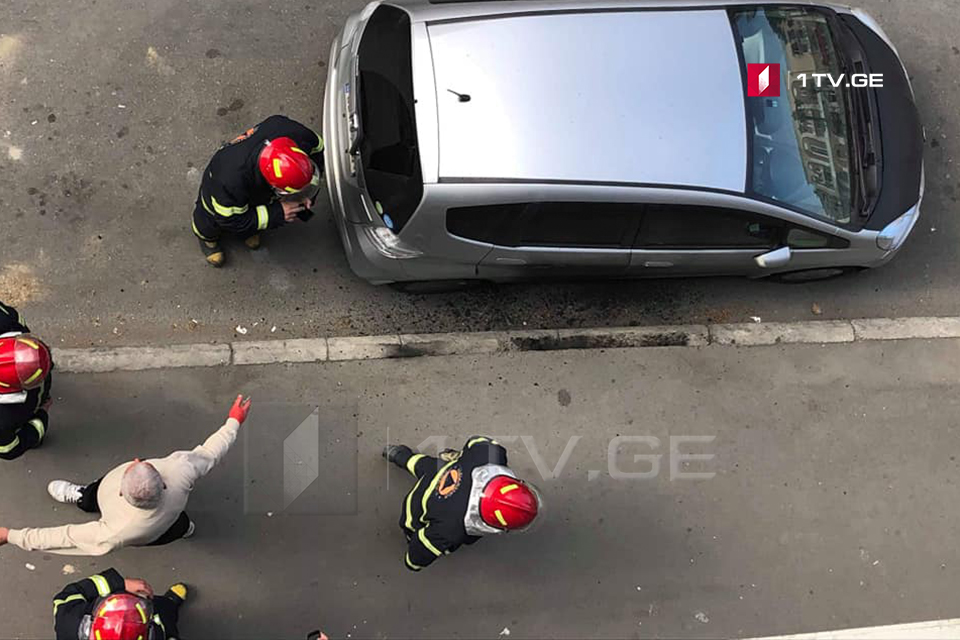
[323,0,924,288]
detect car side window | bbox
[635,204,781,249]
[517,202,640,248]
[447,202,641,248]
[786,227,850,249]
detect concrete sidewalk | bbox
[1,337,959,639]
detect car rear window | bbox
[447,202,641,248]
[357,5,423,232]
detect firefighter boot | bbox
[198,238,225,267]
[244,234,261,250]
[167,583,189,603]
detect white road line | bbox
[746,618,960,640]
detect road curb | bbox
[55,344,231,373]
[50,316,960,373]
[710,320,855,346]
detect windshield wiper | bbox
[836,26,879,217]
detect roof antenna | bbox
[446,89,471,103]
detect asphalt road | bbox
[1,0,959,349]
[1,339,959,639]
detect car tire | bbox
[389,280,480,294]
[769,267,864,284]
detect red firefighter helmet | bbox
[479,476,541,531]
[89,593,153,640]
[257,136,320,200]
[0,334,52,394]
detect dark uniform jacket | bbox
[0,301,51,460]
[400,436,508,571]
[53,568,178,639]
[198,115,324,236]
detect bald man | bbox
[0,396,251,555]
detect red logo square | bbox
[747,63,780,97]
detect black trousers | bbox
[78,478,192,546]
[154,591,183,637]
[191,199,223,242]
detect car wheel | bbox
[389,280,480,294]
[769,267,863,284]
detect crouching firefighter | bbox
[0,300,53,460]
[383,435,543,571]
[53,567,188,640]
[192,114,324,267]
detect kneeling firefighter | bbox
[192,114,324,267]
[0,300,53,460]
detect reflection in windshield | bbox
[732,7,854,224]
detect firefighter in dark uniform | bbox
[383,435,543,571]
[192,114,324,267]
[0,300,53,460]
[53,567,188,640]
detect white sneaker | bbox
[182,520,196,539]
[47,480,83,505]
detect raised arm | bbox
[175,395,251,484]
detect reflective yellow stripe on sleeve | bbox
[420,459,458,524]
[28,418,45,440]
[310,137,324,154]
[256,205,269,231]
[403,477,423,531]
[0,436,21,454]
[53,593,86,614]
[90,574,111,597]
[405,453,425,475]
[210,196,249,217]
[418,527,443,557]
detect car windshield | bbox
[731,7,855,224]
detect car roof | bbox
[421,6,748,191]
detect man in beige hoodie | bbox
[0,395,251,556]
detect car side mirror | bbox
[755,246,792,269]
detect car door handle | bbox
[494,258,527,265]
[643,261,674,268]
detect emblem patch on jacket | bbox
[436,467,462,499]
